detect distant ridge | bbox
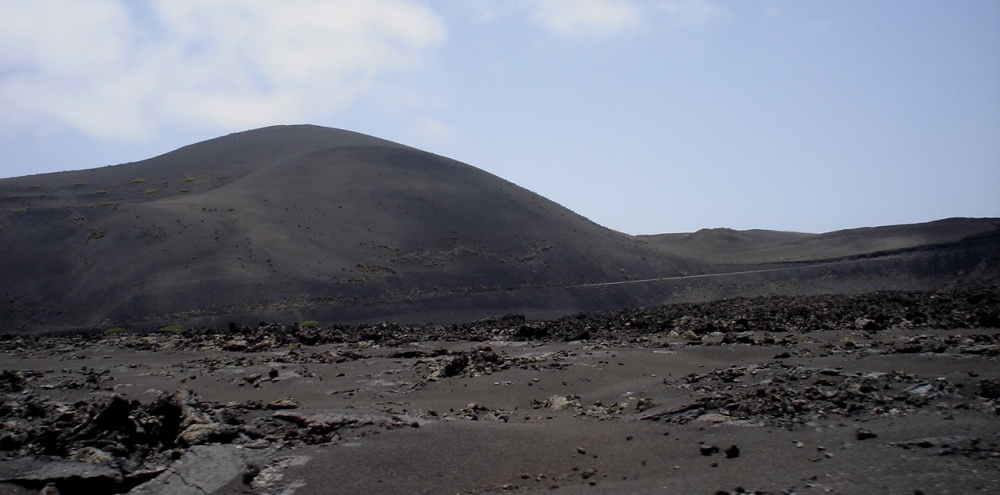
[639,218,1000,265]
[1,125,997,333]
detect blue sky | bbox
[1,0,998,234]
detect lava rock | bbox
[979,379,1000,399]
[856,429,878,440]
[724,445,740,458]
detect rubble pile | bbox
[649,363,998,427]
[1,287,996,353]
[0,382,413,491]
[417,346,572,381]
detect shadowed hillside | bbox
[0,125,693,331]
[1,125,998,333]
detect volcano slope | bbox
[2,125,998,333]
[0,125,694,332]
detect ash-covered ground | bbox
[1,287,998,494]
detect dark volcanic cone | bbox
[0,125,691,331]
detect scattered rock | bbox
[646,364,972,427]
[724,445,740,458]
[129,445,257,495]
[889,434,1000,459]
[5,288,997,354]
[242,463,260,485]
[856,429,878,441]
[534,395,580,411]
[0,286,997,493]
[69,447,114,465]
[979,379,1000,399]
[0,371,28,393]
[635,397,655,412]
[855,317,879,330]
[266,398,300,410]
[177,423,237,447]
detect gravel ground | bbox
[1,287,998,494]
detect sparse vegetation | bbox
[157,324,184,334]
[28,184,41,189]
[143,189,159,194]
[73,182,87,187]
[179,188,191,193]
[85,201,119,208]
[92,190,108,195]
[129,178,147,184]
[181,176,196,182]
[301,320,320,328]
[103,327,127,335]
[10,207,27,213]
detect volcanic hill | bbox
[1,125,997,332]
[0,125,695,331]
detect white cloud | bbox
[529,0,643,37]
[0,0,446,139]
[467,0,719,38]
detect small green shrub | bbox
[301,320,320,328]
[10,207,27,213]
[74,182,87,187]
[85,201,119,208]
[28,184,41,189]
[181,176,196,182]
[178,188,191,193]
[129,178,147,184]
[157,324,184,334]
[142,189,159,194]
[103,327,127,335]
[92,190,108,195]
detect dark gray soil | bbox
[1,287,998,494]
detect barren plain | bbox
[1,288,999,494]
